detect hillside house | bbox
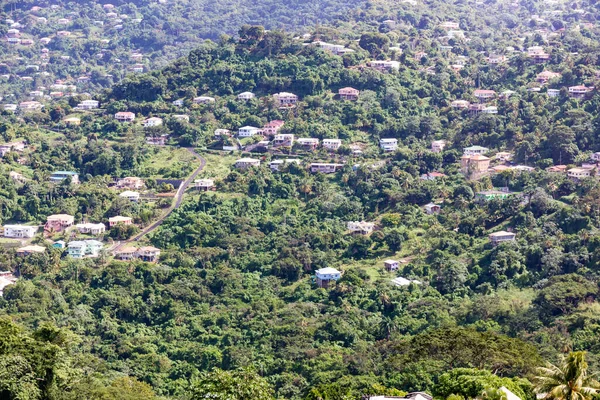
[146,135,169,145]
[367,60,400,71]
[339,87,360,101]
[275,92,298,107]
[3,225,37,238]
[384,260,400,271]
[547,89,560,98]
[482,106,498,114]
[109,216,132,227]
[114,112,135,122]
[67,240,103,259]
[9,171,25,183]
[45,214,74,232]
[323,139,342,151]
[117,176,144,189]
[137,246,161,262]
[488,55,507,64]
[115,246,137,261]
[463,146,489,156]
[119,191,140,201]
[263,120,285,136]
[536,71,561,84]
[56,31,71,37]
[75,100,99,109]
[431,140,446,153]
[489,231,516,246]
[63,117,80,125]
[347,221,375,234]
[424,203,441,215]
[193,96,216,104]
[568,86,593,99]
[214,129,231,137]
[50,171,79,184]
[238,126,262,137]
[237,92,255,100]
[143,117,163,127]
[451,100,470,109]
[495,152,513,162]
[172,99,184,107]
[546,165,567,173]
[75,223,106,235]
[315,267,342,288]
[568,167,594,180]
[461,154,491,174]
[194,179,214,191]
[591,152,600,162]
[528,46,550,63]
[475,189,513,201]
[421,172,447,180]
[130,64,144,73]
[297,138,319,150]
[380,138,398,152]
[17,245,46,256]
[269,159,301,171]
[473,89,496,102]
[310,163,344,174]
[469,104,487,116]
[0,141,25,157]
[273,134,295,147]
[235,158,261,169]
[19,101,43,111]
[391,277,422,287]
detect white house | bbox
[76,100,99,109]
[109,216,133,227]
[489,231,516,246]
[238,92,255,100]
[3,225,37,238]
[269,159,301,171]
[273,134,295,147]
[194,179,215,191]
[310,163,344,173]
[384,259,400,271]
[75,223,106,235]
[235,158,261,169]
[214,129,231,137]
[274,92,298,107]
[119,191,140,201]
[424,203,441,215]
[323,139,342,151]
[379,138,398,152]
[143,117,163,127]
[347,221,375,234]
[115,112,135,122]
[67,240,103,258]
[391,277,422,287]
[238,126,262,137]
[431,140,446,153]
[315,267,342,288]
[463,145,489,156]
[193,96,216,104]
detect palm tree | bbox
[534,351,600,400]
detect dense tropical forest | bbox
[2,0,600,398]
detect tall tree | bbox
[534,352,600,400]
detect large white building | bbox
[3,225,37,238]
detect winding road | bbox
[113,148,206,250]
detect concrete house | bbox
[238,126,262,137]
[536,71,561,84]
[273,134,295,147]
[367,60,400,71]
[214,129,231,137]
[274,92,298,107]
[137,246,161,262]
[463,146,489,156]
[50,171,79,184]
[263,120,284,136]
[109,216,133,227]
[473,89,496,102]
[235,158,261,169]
[119,191,140,201]
[310,163,344,173]
[323,139,342,151]
[451,100,470,109]
[547,89,560,98]
[0,141,25,157]
[568,167,594,180]
[424,203,441,214]
[384,259,400,271]
[194,179,215,191]
[146,135,169,145]
[489,231,516,246]
[339,87,360,101]
[75,100,99,109]
[269,159,301,171]
[19,101,44,111]
[17,245,46,256]
[380,138,398,152]
[193,96,216,104]
[568,86,593,99]
[237,92,255,100]
[115,246,137,261]
[347,221,375,234]
[75,223,106,235]
[315,267,342,288]
[115,112,135,122]
[44,214,74,232]
[3,225,37,238]
[117,176,144,189]
[431,140,446,153]
[172,99,184,107]
[143,117,163,127]
[67,240,103,258]
[297,138,319,150]
[461,154,491,174]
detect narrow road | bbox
[114,148,206,250]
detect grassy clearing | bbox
[140,147,201,178]
[197,152,238,180]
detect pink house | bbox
[108,216,133,227]
[44,214,74,232]
[339,87,360,101]
[263,120,285,136]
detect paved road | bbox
[114,148,206,250]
